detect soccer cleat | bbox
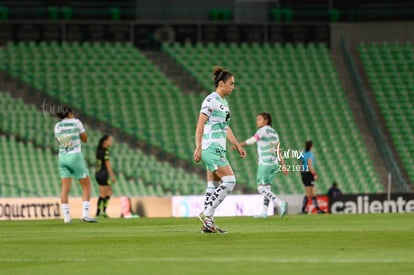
[210,217,227,233]
[81,216,98,223]
[64,218,72,224]
[254,214,268,219]
[280,201,288,218]
[215,227,228,234]
[317,210,326,214]
[101,212,109,218]
[201,225,227,234]
[201,226,215,233]
[198,212,216,232]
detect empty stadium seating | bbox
[358,42,414,184]
[163,42,384,194]
[0,92,205,197]
[0,41,203,162]
[0,41,385,195]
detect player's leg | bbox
[199,172,220,233]
[201,165,234,233]
[74,154,96,222]
[60,177,72,223]
[257,185,287,217]
[255,195,270,218]
[204,165,235,217]
[102,185,113,217]
[204,171,220,211]
[302,186,314,213]
[311,186,324,213]
[59,156,73,223]
[79,176,95,221]
[199,148,234,232]
[257,166,287,217]
[95,171,109,217]
[300,172,311,213]
[96,185,105,216]
[255,165,269,218]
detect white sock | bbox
[259,186,283,208]
[61,203,70,221]
[205,176,236,216]
[262,198,270,215]
[82,201,90,218]
[204,181,218,211]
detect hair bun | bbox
[213,66,224,77]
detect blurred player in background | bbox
[193,66,246,233]
[327,181,343,198]
[300,140,325,214]
[95,135,116,218]
[54,105,97,223]
[239,112,288,218]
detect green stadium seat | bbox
[0,91,205,197]
[358,42,414,184]
[162,42,383,194]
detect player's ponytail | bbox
[213,66,233,87]
[305,140,313,152]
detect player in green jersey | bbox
[54,105,96,223]
[240,112,288,218]
[194,67,246,233]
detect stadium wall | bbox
[2,194,414,220]
[331,22,414,51]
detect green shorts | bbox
[202,146,229,172]
[256,164,278,185]
[58,152,89,179]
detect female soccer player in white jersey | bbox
[54,105,96,223]
[193,66,246,233]
[239,112,288,218]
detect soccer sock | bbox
[258,186,283,208]
[82,201,90,218]
[96,197,104,216]
[61,203,70,221]
[262,198,270,215]
[302,196,309,213]
[104,196,111,213]
[204,176,236,217]
[204,181,217,211]
[312,196,320,210]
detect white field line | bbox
[0,257,413,264]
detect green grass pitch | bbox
[1,214,413,274]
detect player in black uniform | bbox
[95,135,116,217]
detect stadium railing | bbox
[340,36,410,192]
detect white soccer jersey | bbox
[200,92,231,150]
[254,125,280,165]
[54,118,85,155]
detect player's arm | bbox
[80,132,88,143]
[226,127,246,158]
[105,160,116,183]
[54,124,61,144]
[308,158,317,180]
[77,120,88,143]
[193,113,208,163]
[239,135,258,147]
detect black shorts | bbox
[301,171,315,187]
[95,171,110,186]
